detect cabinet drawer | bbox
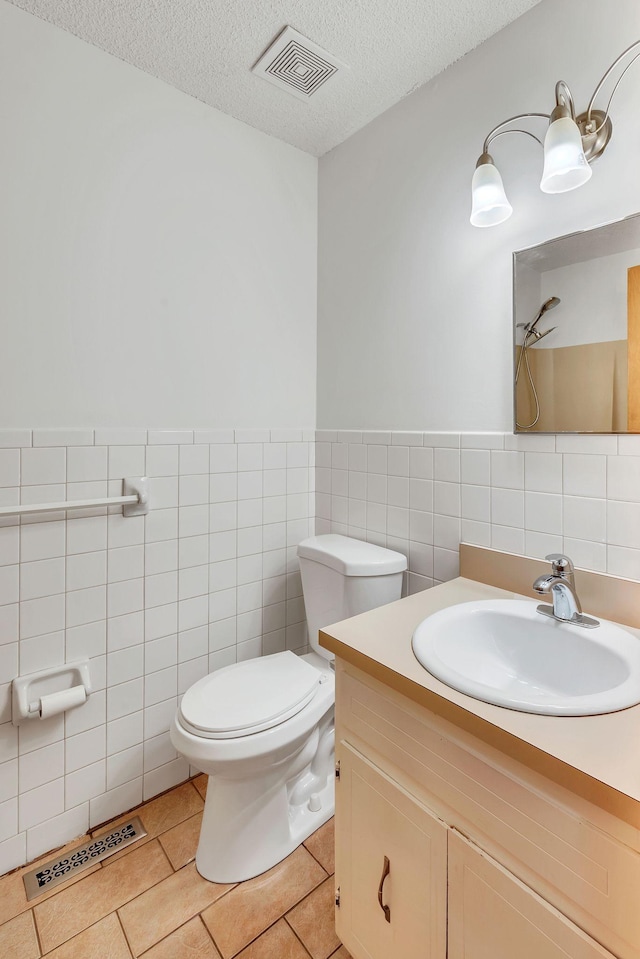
[337,664,640,959]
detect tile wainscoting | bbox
[4,424,640,879]
[0,428,315,875]
[315,430,640,593]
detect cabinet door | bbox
[448,830,617,959]
[335,741,447,959]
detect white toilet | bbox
[170,534,406,883]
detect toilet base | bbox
[170,655,336,884]
[195,763,335,883]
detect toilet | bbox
[170,533,406,883]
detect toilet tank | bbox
[297,535,407,660]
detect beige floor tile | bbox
[303,819,334,875]
[140,916,221,959]
[235,919,310,959]
[192,774,207,799]
[118,861,234,956]
[158,812,202,871]
[202,846,327,959]
[93,783,204,863]
[0,781,340,959]
[0,836,100,926]
[34,840,171,954]
[41,913,132,959]
[286,877,340,959]
[0,909,40,959]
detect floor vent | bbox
[23,817,147,900]
[252,26,346,101]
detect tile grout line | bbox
[29,907,44,959]
[133,913,219,958]
[282,916,317,959]
[115,906,137,959]
[282,868,335,959]
[196,913,221,958]
[115,857,240,953]
[224,913,307,959]
[204,858,330,959]
[281,915,316,959]
[33,839,176,955]
[41,910,133,959]
[300,834,332,877]
[201,913,225,959]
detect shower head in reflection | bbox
[528,296,561,336]
[515,296,561,429]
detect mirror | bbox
[513,212,640,433]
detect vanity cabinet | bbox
[448,831,614,959]
[335,742,447,959]
[334,660,640,959]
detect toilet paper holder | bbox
[12,660,92,725]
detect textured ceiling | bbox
[8,0,541,156]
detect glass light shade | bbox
[470,162,513,228]
[540,116,592,194]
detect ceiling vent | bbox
[252,26,346,101]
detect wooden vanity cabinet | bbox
[335,742,447,959]
[334,660,639,959]
[448,831,615,959]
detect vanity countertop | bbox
[320,574,640,816]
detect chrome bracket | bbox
[576,109,613,162]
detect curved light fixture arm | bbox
[554,80,576,119]
[483,113,550,154]
[586,39,640,121]
[487,128,544,150]
[584,42,640,136]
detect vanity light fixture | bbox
[470,40,640,227]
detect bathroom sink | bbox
[411,600,640,716]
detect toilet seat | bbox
[178,651,321,740]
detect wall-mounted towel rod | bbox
[0,477,149,518]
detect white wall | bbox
[0,1,317,428]
[317,0,640,430]
[0,2,319,876]
[539,249,640,348]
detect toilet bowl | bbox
[171,534,406,883]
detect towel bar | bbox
[0,476,149,517]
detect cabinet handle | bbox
[377,855,391,923]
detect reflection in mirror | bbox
[513,212,640,433]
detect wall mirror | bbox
[513,212,640,433]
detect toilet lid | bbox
[297,534,407,576]
[178,652,321,739]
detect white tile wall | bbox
[0,428,315,875]
[5,424,639,876]
[316,430,640,596]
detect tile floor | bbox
[0,776,351,959]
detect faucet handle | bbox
[545,553,575,579]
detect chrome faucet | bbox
[532,554,599,628]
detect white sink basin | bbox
[411,600,640,716]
